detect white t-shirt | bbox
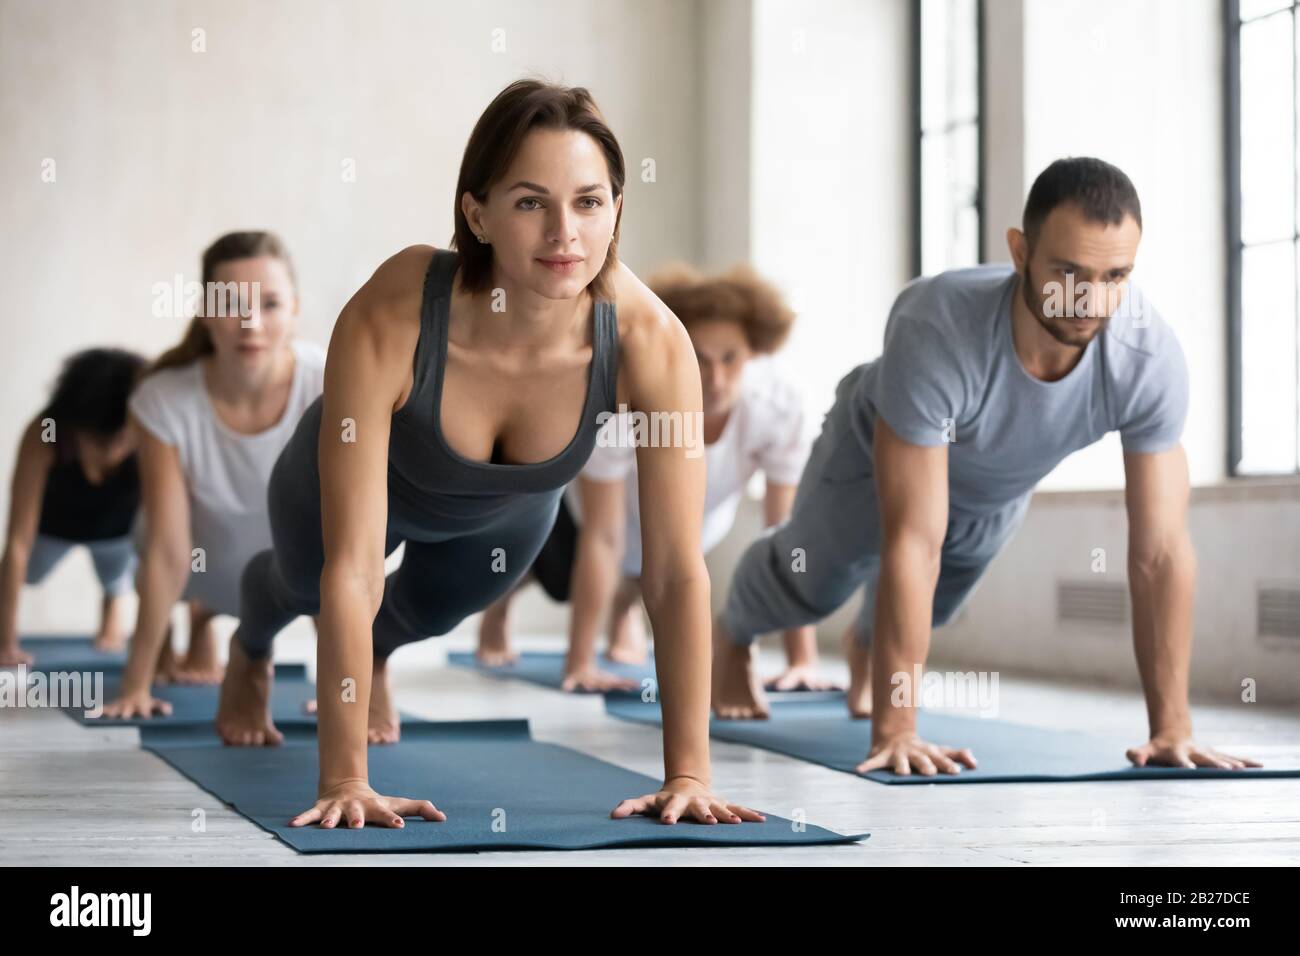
[128,339,327,615]
[566,357,812,577]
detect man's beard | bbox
[1021,262,1109,349]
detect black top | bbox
[37,453,141,542]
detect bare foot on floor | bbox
[764,664,842,692]
[173,612,224,684]
[843,625,872,719]
[605,606,648,666]
[368,659,401,745]
[216,637,283,746]
[711,618,770,720]
[475,604,518,667]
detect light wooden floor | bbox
[3,632,1298,866]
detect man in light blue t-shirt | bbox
[714,157,1261,777]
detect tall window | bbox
[1228,0,1300,474]
[914,0,983,277]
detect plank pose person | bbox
[217,79,765,830]
[477,263,836,695]
[713,157,1262,775]
[104,231,326,717]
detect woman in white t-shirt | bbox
[477,263,839,693]
[103,231,325,718]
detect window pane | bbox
[921,125,979,275]
[1240,0,1292,22]
[920,0,979,133]
[1241,11,1296,245]
[1239,241,1299,473]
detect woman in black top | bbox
[0,348,145,665]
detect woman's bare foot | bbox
[606,604,648,665]
[172,604,224,684]
[216,637,283,746]
[711,617,770,719]
[0,642,33,666]
[843,625,872,718]
[153,635,182,684]
[764,625,841,691]
[368,658,401,745]
[93,595,128,652]
[475,596,518,666]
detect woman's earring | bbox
[477,234,489,244]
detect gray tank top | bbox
[381,247,621,531]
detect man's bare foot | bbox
[93,604,128,652]
[475,599,518,666]
[216,637,283,746]
[843,625,872,718]
[368,658,401,745]
[606,604,648,665]
[711,617,770,720]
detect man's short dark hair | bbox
[1022,157,1142,246]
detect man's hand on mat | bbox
[289,779,447,829]
[610,776,767,825]
[856,734,978,776]
[0,643,34,666]
[1126,735,1263,770]
[102,691,174,720]
[763,665,842,693]
[560,667,639,693]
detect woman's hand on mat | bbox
[560,666,639,694]
[289,779,447,829]
[102,690,174,720]
[0,643,34,666]
[856,733,977,776]
[763,665,842,693]
[1126,735,1263,770]
[610,775,767,825]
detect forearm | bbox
[0,545,30,646]
[316,564,381,788]
[122,548,187,690]
[870,541,941,741]
[642,568,712,785]
[565,532,621,671]
[1129,534,1196,737]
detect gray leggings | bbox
[722,370,1028,646]
[234,464,564,662]
[25,532,136,597]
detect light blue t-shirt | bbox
[850,265,1189,518]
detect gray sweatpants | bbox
[722,365,1029,646]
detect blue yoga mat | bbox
[605,696,1300,784]
[447,651,657,695]
[140,718,867,853]
[11,634,127,672]
[447,650,835,697]
[62,663,317,727]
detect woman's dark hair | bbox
[451,78,626,300]
[144,230,297,378]
[40,347,147,449]
[1023,157,1142,247]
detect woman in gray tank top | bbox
[216,79,765,833]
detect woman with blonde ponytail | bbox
[102,231,325,718]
